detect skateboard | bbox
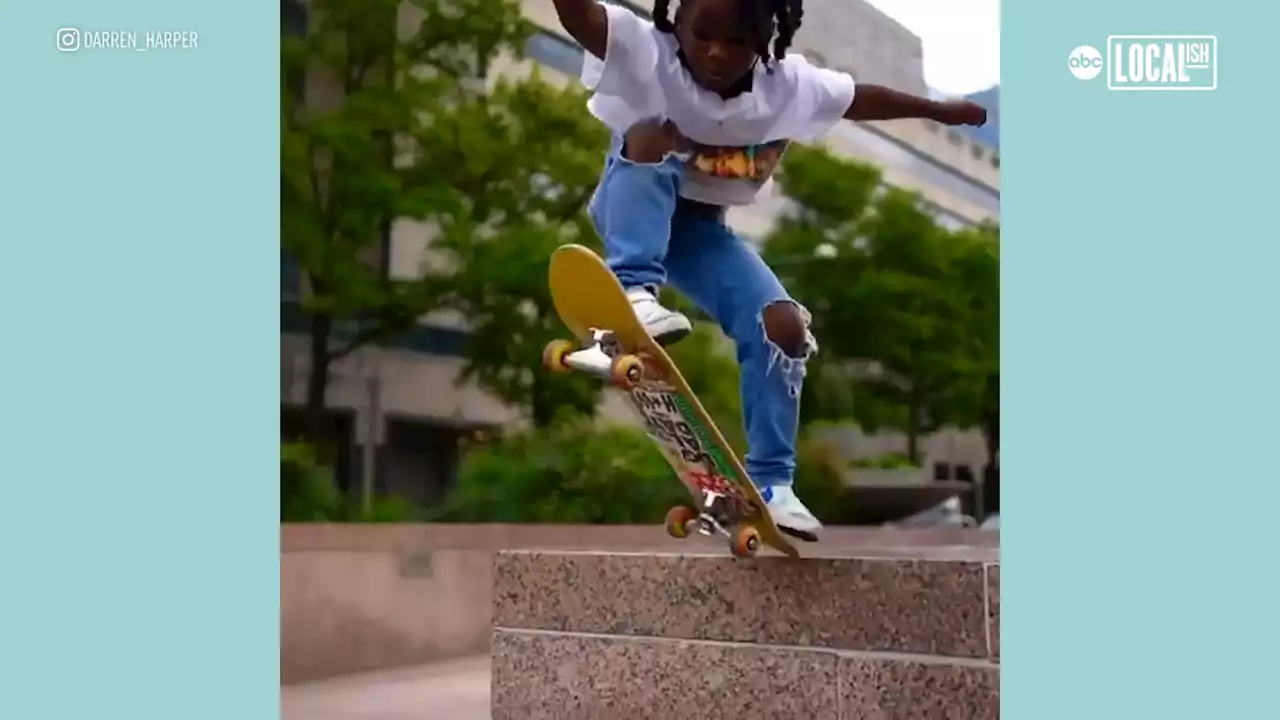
[542,243,800,559]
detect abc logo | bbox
[1068,45,1103,80]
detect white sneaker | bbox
[626,287,692,345]
[760,484,823,535]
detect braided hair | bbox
[653,0,804,72]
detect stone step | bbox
[491,548,999,719]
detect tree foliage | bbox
[280,0,533,445]
[429,72,612,428]
[764,144,1000,464]
[949,223,1000,466]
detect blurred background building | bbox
[957,85,999,149]
[280,0,1000,507]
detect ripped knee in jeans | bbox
[760,300,818,398]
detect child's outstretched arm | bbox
[844,85,987,127]
[551,0,608,60]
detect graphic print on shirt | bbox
[685,139,790,193]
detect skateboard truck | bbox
[542,329,646,388]
[665,491,763,558]
[694,492,730,538]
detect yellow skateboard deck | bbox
[543,243,799,559]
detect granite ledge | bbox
[492,628,999,720]
[495,550,997,658]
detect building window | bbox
[280,299,470,358]
[991,154,1000,169]
[931,209,969,231]
[281,0,308,105]
[946,130,963,146]
[281,251,301,299]
[281,0,308,38]
[970,143,985,160]
[827,121,999,212]
[399,325,470,357]
[525,31,584,76]
[281,299,307,334]
[913,192,975,230]
[603,0,653,19]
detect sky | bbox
[862,0,1001,96]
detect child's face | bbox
[675,0,762,94]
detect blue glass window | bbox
[525,32,584,77]
[281,251,301,298]
[281,0,308,37]
[828,122,1000,214]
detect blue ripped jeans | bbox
[587,136,813,489]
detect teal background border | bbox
[2,3,278,718]
[1005,2,1278,717]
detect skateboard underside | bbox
[542,327,796,559]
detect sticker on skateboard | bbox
[542,243,801,558]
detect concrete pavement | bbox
[281,656,491,720]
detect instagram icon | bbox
[56,27,81,52]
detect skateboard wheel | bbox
[542,339,574,373]
[729,525,761,559]
[664,505,698,539]
[609,354,644,388]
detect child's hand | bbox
[935,100,988,127]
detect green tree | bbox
[280,0,530,446]
[429,71,612,428]
[848,188,982,462]
[765,144,993,462]
[948,223,999,469]
[761,144,883,426]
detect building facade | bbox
[281,0,998,500]
[957,85,1000,150]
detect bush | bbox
[434,419,686,524]
[792,430,859,524]
[281,442,344,521]
[352,494,422,523]
[281,442,420,523]
[849,452,919,469]
[433,415,865,526]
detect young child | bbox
[551,0,987,537]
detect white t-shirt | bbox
[580,2,856,206]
